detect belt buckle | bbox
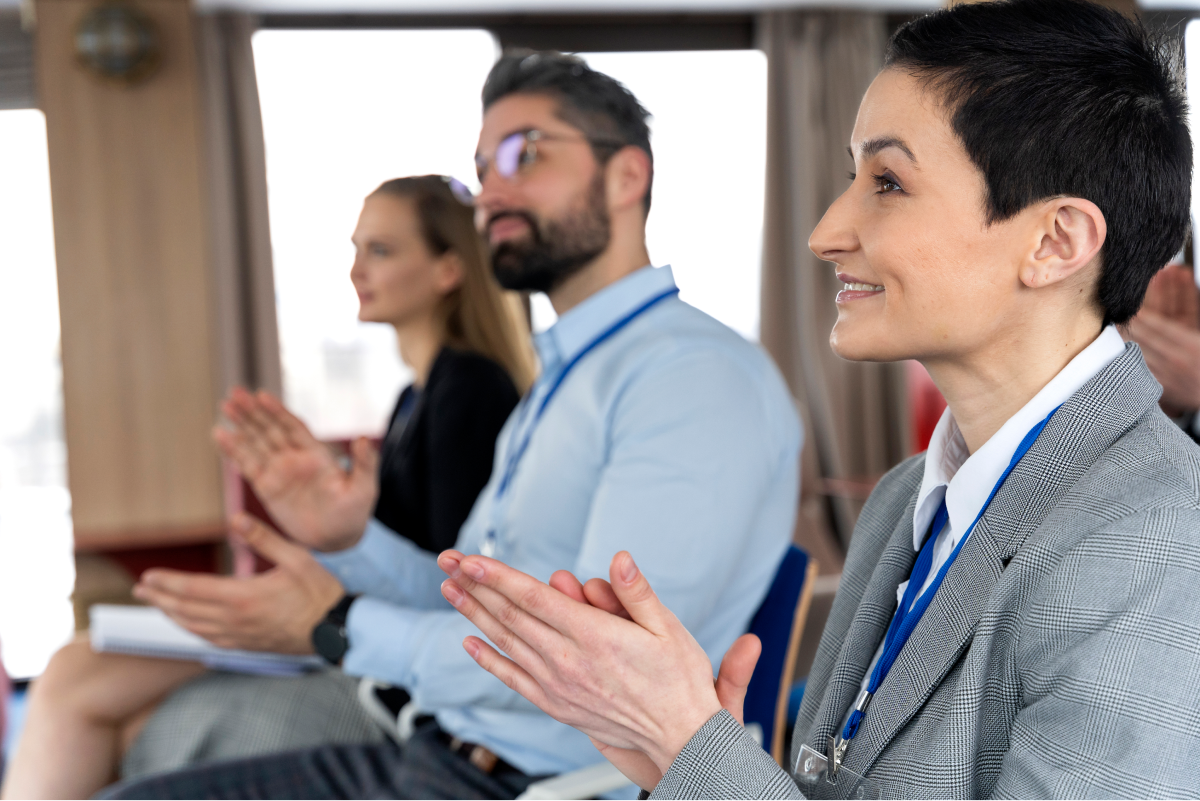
[448,737,500,774]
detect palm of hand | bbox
[248,445,375,551]
[215,389,379,553]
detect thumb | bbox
[608,551,671,633]
[715,633,761,725]
[232,513,303,568]
[350,437,379,482]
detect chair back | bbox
[742,545,817,765]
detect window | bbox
[532,50,768,339]
[254,34,769,435]
[253,28,498,438]
[0,110,74,679]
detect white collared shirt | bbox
[861,325,1126,689]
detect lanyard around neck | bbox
[830,404,1061,772]
[494,286,680,499]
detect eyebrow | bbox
[848,136,917,163]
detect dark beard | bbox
[489,175,610,294]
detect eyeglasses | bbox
[441,176,475,206]
[474,129,625,184]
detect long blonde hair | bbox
[371,176,536,394]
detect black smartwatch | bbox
[312,594,358,665]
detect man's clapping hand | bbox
[213,387,379,552]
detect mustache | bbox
[485,210,540,239]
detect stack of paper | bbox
[89,604,324,676]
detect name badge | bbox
[792,741,881,799]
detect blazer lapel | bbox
[845,343,1162,775]
[809,497,920,751]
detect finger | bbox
[137,568,243,604]
[582,578,632,620]
[258,392,321,450]
[232,513,306,569]
[242,396,292,452]
[549,570,587,604]
[212,427,267,480]
[437,550,465,576]
[715,634,762,725]
[134,584,230,626]
[350,437,380,483]
[607,552,674,635]
[453,555,590,635]
[441,579,553,672]
[461,636,554,712]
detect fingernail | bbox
[462,560,485,580]
[442,581,465,607]
[620,554,639,584]
[464,639,480,659]
[440,553,461,574]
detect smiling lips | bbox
[836,276,885,304]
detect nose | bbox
[808,186,859,264]
[349,251,366,283]
[474,167,518,232]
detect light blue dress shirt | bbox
[318,265,802,779]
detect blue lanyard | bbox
[480,286,679,555]
[831,405,1060,769]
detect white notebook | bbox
[89,604,324,676]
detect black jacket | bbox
[372,347,520,554]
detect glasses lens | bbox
[446,177,474,206]
[495,132,527,179]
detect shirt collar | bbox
[533,265,676,374]
[912,325,1127,551]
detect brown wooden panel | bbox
[36,0,224,547]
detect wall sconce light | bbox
[74,3,160,86]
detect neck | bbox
[547,225,652,316]
[394,314,444,388]
[923,313,1104,454]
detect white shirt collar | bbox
[912,326,1127,551]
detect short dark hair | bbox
[886,0,1191,325]
[482,50,654,213]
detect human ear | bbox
[1021,198,1107,289]
[433,251,465,295]
[605,146,652,216]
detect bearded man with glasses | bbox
[100,51,802,801]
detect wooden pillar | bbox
[35,0,226,549]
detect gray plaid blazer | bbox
[652,343,1200,799]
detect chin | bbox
[829,319,909,363]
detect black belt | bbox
[434,724,523,777]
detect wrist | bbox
[311,594,359,665]
[646,699,724,775]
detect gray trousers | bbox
[101,719,540,800]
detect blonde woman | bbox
[2,176,535,800]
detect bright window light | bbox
[569,50,767,340]
[253,29,499,438]
[0,110,75,679]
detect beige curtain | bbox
[196,12,282,398]
[758,11,910,568]
[0,10,34,110]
